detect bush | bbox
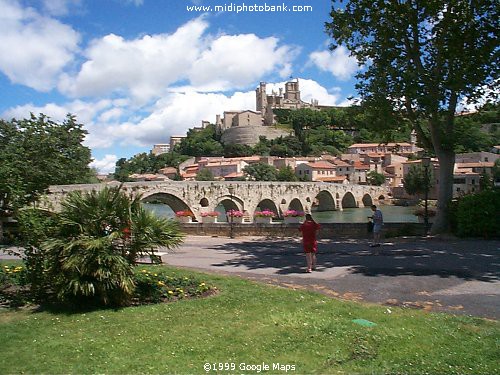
[455,189,500,238]
[15,186,184,307]
[16,209,59,301]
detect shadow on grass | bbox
[206,237,500,282]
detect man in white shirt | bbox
[369,204,383,248]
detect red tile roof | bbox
[306,161,336,169]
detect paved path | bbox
[159,236,500,320]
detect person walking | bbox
[369,204,383,248]
[299,214,321,273]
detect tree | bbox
[326,0,499,233]
[0,114,95,241]
[195,168,214,181]
[243,163,278,181]
[366,171,386,186]
[40,185,184,306]
[223,143,254,158]
[277,166,299,181]
[404,165,433,196]
[269,136,303,157]
[174,124,223,157]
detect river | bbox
[142,202,419,223]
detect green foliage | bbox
[277,166,298,182]
[175,124,223,157]
[404,165,433,196]
[366,171,385,186]
[454,114,497,153]
[0,262,31,307]
[0,114,95,215]
[455,189,500,238]
[16,209,59,300]
[223,143,254,157]
[269,136,303,157]
[243,163,278,181]
[195,168,214,181]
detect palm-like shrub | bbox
[43,185,184,306]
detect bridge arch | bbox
[254,198,279,218]
[217,196,241,212]
[362,193,373,207]
[141,192,193,215]
[287,198,304,213]
[341,192,357,208]
[313,190,336,212]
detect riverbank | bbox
[177,221,426,238]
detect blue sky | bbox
[0,0,360,173]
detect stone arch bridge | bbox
[42,181,389,222]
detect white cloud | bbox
[189,33,298,91]
[0,0,80,91]
[42,0,83,16]
[90,154,118,174]
[123,0,144,6]
[309,46,358,81]
[59,17,208,100]
[101,90,256,147]
[59,17,299,101]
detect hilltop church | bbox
[217,79,321,146]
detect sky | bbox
[0,0,361,174]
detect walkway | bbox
[160,236,500,320]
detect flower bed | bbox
[201,211,219,217]
[283,210,305,217]
[175,210,193,217]
[134,268,216,304]
[254,209,275,218]
[227,210,244,217]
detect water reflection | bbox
[142,202,418,223]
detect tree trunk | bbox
[431,148,455,234]
[0,218,3,244]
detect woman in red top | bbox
[299,214,320,273]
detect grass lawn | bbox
[0,264,498,374]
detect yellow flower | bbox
[157,281,165,286]
[199,282,206,287]
[168,291,174,295]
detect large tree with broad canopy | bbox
[325,0,498,233]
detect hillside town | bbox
[125,80,500,201]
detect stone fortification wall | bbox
[220,125,291,146]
